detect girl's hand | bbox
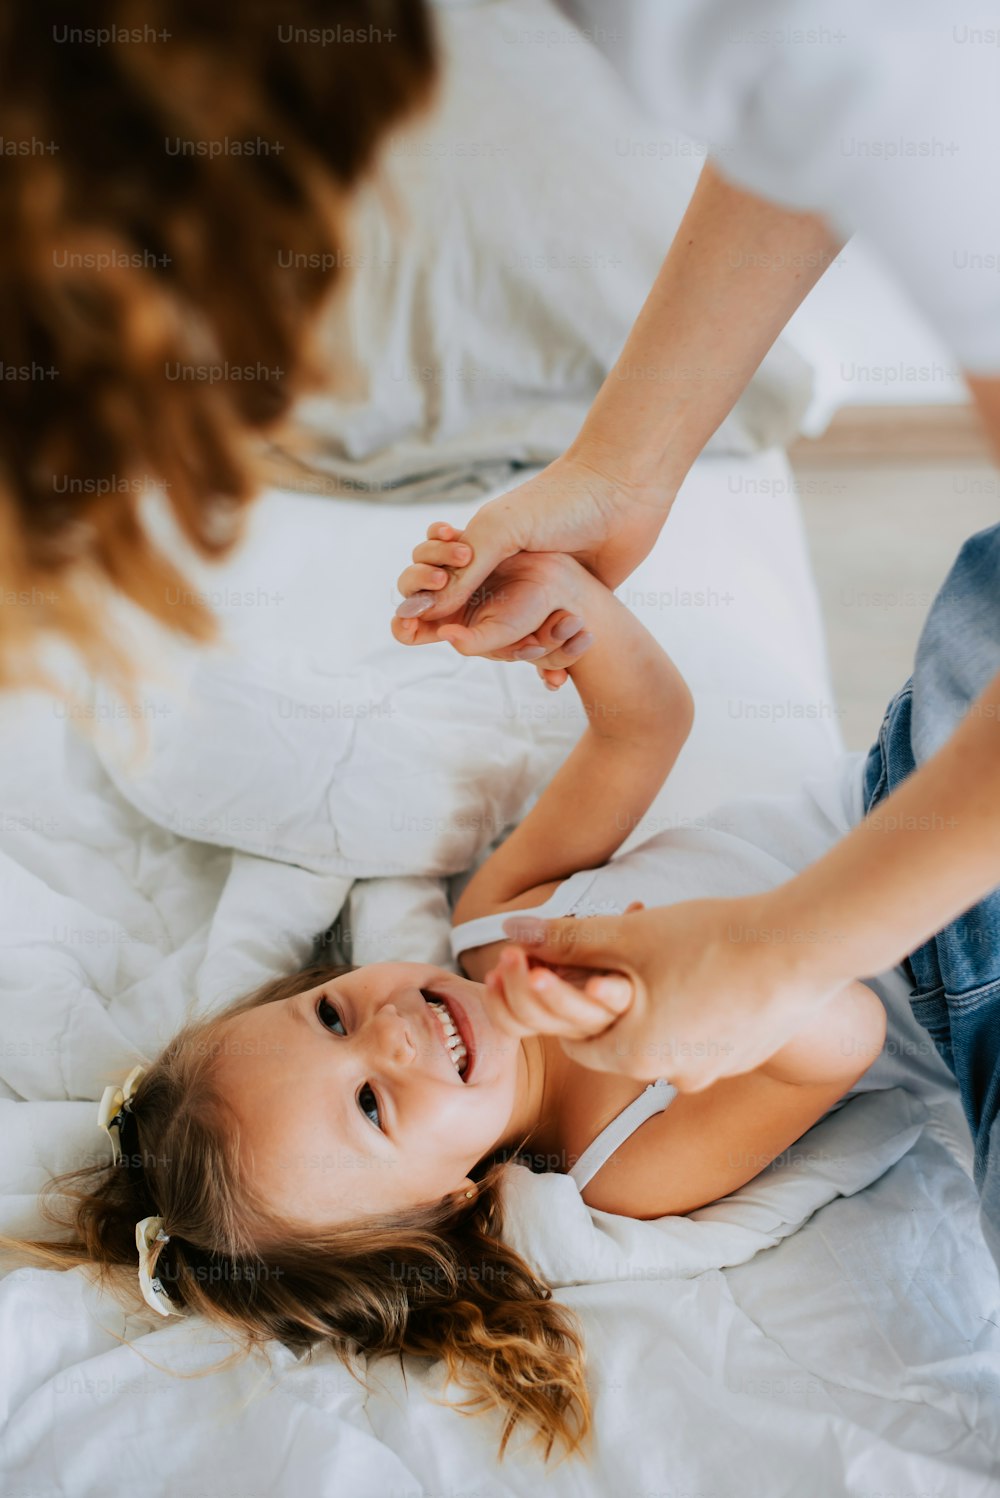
[391,454,672,662]
[482,941,636,1051]
[392,526,593,682]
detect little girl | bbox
[13,546,888,1468]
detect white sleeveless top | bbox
[450,754,956,1191]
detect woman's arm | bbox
[395,160,844,651]
[499,659,1000,1093]
[452,553,693,924]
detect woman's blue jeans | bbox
[861,522,1000,1271]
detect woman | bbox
[0,0,436,687]
[391,5,1000,1271]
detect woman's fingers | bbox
[500,912,626,968]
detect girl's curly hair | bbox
[0,0,436,688]
[1,963,594,1467]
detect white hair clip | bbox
[135,1216,177,1318]
[97,1065,183,1318]
[96,1064,147,1165]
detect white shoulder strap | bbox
[568,1079,677,1191]
[449,868,601,961]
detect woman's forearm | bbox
[568,160,844,515]
[760,665,1000,993]
[398,163,845,631]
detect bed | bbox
[2,1,999,1492]
[1,449,998,1497]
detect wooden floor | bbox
[788,425,998,750]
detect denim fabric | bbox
[861,522,1000,1270]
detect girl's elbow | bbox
[840,982,887,1084]
[666,675,695,747]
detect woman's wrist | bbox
[738,885,856,1004]
[561,432,685,514]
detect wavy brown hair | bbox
[0,962,593,1467]
[0,0,435,689]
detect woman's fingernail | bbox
[454,545,471,562]
[552,615,583,643]
[502,917,546,945]
[566,631,594,654]
[514,646,547,661]
[396,594,435,619]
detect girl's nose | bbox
[376,1001,417,1064]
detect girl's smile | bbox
[213,963,548,1229]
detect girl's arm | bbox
[451,552,693,926]
[579,978,887,1219]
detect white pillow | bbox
[266,0,814,500]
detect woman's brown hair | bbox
[0,1,436,689]
[0,962,593,1467]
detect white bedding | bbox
[2,450,998,1497]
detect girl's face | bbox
[213,964,531,1227]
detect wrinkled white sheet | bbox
[2,452,998,1496]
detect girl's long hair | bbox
[0,963,593,1466]
[0,0,436,689]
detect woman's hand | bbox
[493,894,846,1089]
[392,451,674,681]
[392,539,596,683]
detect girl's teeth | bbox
[428,999,468,1076]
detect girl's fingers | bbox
[491,946,628,1036]
[483,964,534,1038]
[412,538,472,569]
[397,563,450,596]
[529,960,634,1021]
[581,973,634,1012]
[538,667,569,690]
[426,521,464,542]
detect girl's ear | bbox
[624,901,645,914]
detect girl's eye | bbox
[316,995,383,1133]
[358,1083,382,1132]
[317,995,346,1034]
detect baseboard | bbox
[788,402,992,465]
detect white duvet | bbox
[1,452,998,1497]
